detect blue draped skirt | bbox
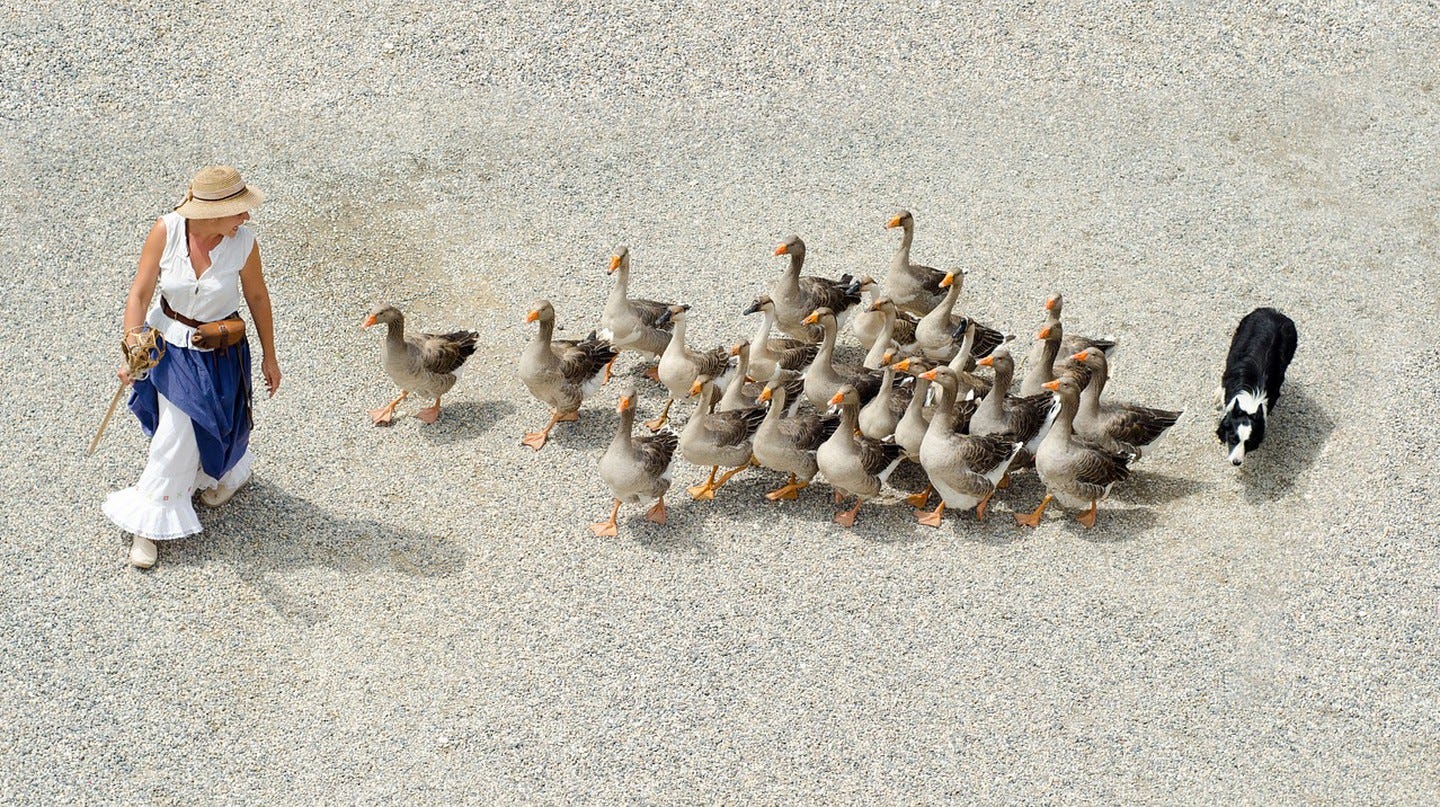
[128,339,253,480]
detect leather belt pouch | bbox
[162,297,246,349]
[192,318,247,350]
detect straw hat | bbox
[173,165,265,219]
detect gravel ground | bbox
[3,1,1439,802]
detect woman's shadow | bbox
[164,480,468,624]
[1234,382,1334,503]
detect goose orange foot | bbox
[1014,493,1052,528]
[589,501,621,537]
[904,486,932,508]
[766,476,806,501]
[688,467,718,501]
[644,497,668,525]
[833,498,862,528]
[916,501,946,528]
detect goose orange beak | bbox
[1042,380,1060,391]
[939,272,954,288]
[758,387,773,403]
[362,315,377,329]
[607,255,621,274]
[885,215,903,228]
[774,243,788,256]
[524,310,540,323]
[617,396,632,413]
[827,391,845,406]
[976,356,994,368]
[919,368,938,381]
[1071,350,1090,362]
[1037,325,1052,339]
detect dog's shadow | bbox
[1236,383,1334,503]
[162,481,468,624]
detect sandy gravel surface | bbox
[3,2,1439,802]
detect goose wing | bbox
[413,330,479,375]
[634,429,679,476]
[558,332,618,383]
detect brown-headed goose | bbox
[1018,322,1090,397]
[362,304,480,425]
[887,356,938,507]
[519,299,618,450]
[858,349,913,440]
[1070,349,1181,457]
[815,384,907,527]
[650,304,733,431]
[914,366,1025,526]
[751,374,840,500]
[742,295,819,384]
[1015,375,1134,529]
[861,297,920,370]
[680,378,765,500]
[592,385,679,536]
[800,307,883,409]
[600,245,676,380]
[1035,293,1119,358]
[770,236,862,342]
[972,348,1058,467]
[882,210,948,316]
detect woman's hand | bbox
[261,355,281,397]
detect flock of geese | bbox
[366,211,1184,536]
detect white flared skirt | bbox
[102,391,253,541]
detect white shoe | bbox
[129,536,157,569]
[200,478,245,507]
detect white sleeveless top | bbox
[146,211,256,349]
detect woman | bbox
[103,165,281,568]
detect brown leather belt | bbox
[161,297,238,329]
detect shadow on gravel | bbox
[1113,470,1208,506]
[1236,383,1334,504]
[420,398,517,445]
[169,481,468,624]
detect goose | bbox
[518,299,618,450]
[915,270,1009,363]
[649,304,733,431]
[860,297,920,370]
[971,348,1058,468]
[887,357,939,508]
[751,375,840,500]
[600,245,676,380]
[1033,293,1119,358]
[679,378,766,500]
[800,307,883,409]
[1018,322,1089,396]
[362,304,480,425]
[914,366,1025,526]
[741,295,819,384]
[815,384,907,527]
[770,236,861,342]
[591,385,679,536]
[1070,349,1182,457]
[882,210,948,316]
[1015,375,1135,529]
[944,318,995,399]
[857,349,913,440]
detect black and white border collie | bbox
[1216,307,1298,466]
